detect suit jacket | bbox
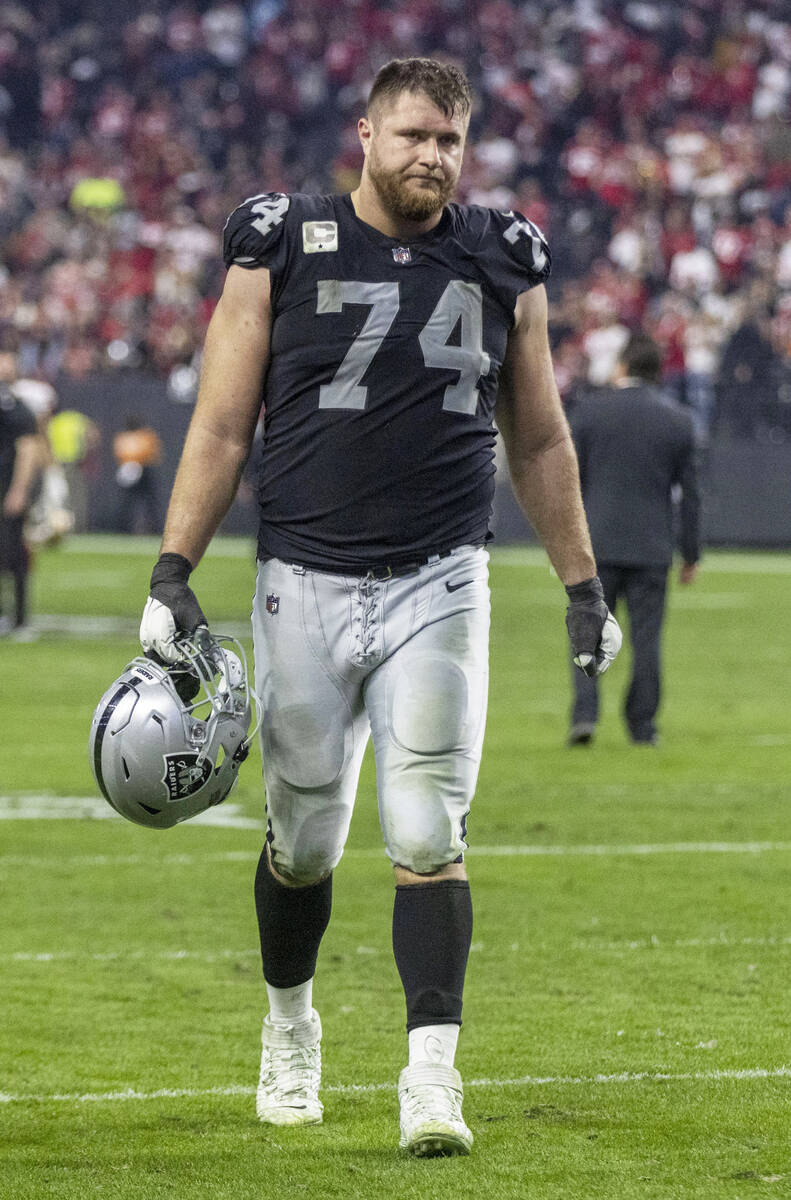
[569,383,700,568]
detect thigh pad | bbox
[387,653,471,755]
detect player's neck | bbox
[349,184,444,240]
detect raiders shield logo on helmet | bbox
[162,753,213,801]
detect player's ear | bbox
[358,116,373,157]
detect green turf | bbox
[1,537,789,1198]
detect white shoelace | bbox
[259,1042,320,1103]
[401,1082,463,1125]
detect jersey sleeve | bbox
[481,208,552,315]
[222,192,292,274]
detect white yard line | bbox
[0,849,258,868]
[5,931,791,966]
[0,850,258,867]
[0,797,262,827]
[574,934,791,951]
[1,825,791,864]
[465,841,791,857]
[23,615,253,641]
[0,1066,788,1106]
[2,947,261,964]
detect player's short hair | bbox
[367,57,472,123]
[620,333,663,383]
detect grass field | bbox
[1,536,789,1199]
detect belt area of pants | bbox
[284,546,474,581]
[361,551,451,580]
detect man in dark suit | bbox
[568,333,701,745]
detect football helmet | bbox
[89,631,260,829]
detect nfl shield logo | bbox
[392,246,412,265]
[266,593,280,616]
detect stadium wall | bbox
[57,373,791,548]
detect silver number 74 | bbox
[317,280,490,415]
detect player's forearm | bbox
[497,286,595,584]
[160,291,268,567]
[506,432,596,586]
[160,423,251,568]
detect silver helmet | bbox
[89,632,259,829]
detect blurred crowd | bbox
[1,0,791,441]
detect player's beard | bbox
[367,148,456,223]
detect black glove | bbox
[565,576,622,678]
[150,553,206,631]
[139,552,208,663]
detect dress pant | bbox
[571,563,668,742]
[0,513,29,626]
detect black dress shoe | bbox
[568,723,596,746]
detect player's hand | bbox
[565,576,622,678]
[140,552,208,664]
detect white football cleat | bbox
[256,1009,323,1126]
[398,1062,473,1156]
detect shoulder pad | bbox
[223,192,291,269]
[489,208,551,281]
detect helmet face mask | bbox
[89,634,259,829]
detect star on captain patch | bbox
[392,245,412,264]
[266,593,280,616]
[302,221,338,253]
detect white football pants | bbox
[251,546,490,882]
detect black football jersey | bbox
[0,390,37,499]
[223,191,550,571]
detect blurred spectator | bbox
[12,374,75,546]
[582,304,630,388]
[718,309,779,439]
[682,291,738,445]
[48,407,100,531]
[112,415,162,533]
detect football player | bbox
[0,351,44,636]
[140,57,621,1156]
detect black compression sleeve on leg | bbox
[253,847,333,988]
[392,880,473,1031]
[13,565,27,627]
